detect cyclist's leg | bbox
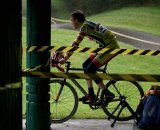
[92,38,120,90]
[92,54,117,102]
[83,53,116,87]
[80,53,113,101]
[79,55,97,102]
[83,55,94,90]
[80,53,117,102]
[81,54,109,101]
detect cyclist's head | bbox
[70,10,85,29]
[70,10,85,22]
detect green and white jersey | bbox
[80,20,116,47]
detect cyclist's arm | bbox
[64,32,85,60]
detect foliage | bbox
[22,0,160,18]
[51,0,69,18]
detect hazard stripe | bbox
[98,48,109,53]
[113,49,126,55]
[22,71,160,82]
[145,50,156,56]
[128,50,138,55]
[56,46,66,52]
[27,46,37,52]
[38,46,49,52]
[68,46,78,52]
[140,50,150,55]
[152,50,160,56]
[79,47,90,52]
[104,49,114,54]
[45,46,53,52]
[0,82,22,90]
[74,47,84,53]
[121,49,132,55]
[27,46,160,56]
[92,48,104,53]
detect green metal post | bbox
[26,0,51,130]
[0,0,22,130]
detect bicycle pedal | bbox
[94,101,102,106]
[82,101,90,104]
[82,100,97,104]
[99,101,108,108]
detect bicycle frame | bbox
[50,61,144,126]
[70,78,88,96]
[57,61,107,102]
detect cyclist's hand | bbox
[54,51,69,65]
[52,51,64,61]
[51,51,65,72]
[51,52,61,65]
[58,57,67,64]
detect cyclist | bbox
[53,10,120,103]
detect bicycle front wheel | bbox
[50,79,78,123]
[102,81,144,121]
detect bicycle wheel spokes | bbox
[102,81,144,121]
[50,80,78,123]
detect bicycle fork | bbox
[54,79,66,102]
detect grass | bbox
[88,6,160,36]
[51,0,69,19]
[22,6,160,119]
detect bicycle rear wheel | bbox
[50,79,78,123]
[101,81,144,121]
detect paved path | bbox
[23,119,143,130]
[110,27,160,50]
[51,23,160,50]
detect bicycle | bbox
[49,61,144,127]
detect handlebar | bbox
[51,50,110,73]
[51,60,108,74]
[51,59,65,72]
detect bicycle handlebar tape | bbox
[0,1,22,130]
[26,1,51,130]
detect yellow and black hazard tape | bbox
[22,71,160,82]
[27,45,160,56]
[23,59,50,72]
[0,82,22,90]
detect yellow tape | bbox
[27,46,160,56]
[0,82,22,90]
[0,87,6,90]
[22,71,160,82]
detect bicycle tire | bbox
[50,79,78,123]
[101,81,144,121]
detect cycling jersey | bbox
[72,20,117,48]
